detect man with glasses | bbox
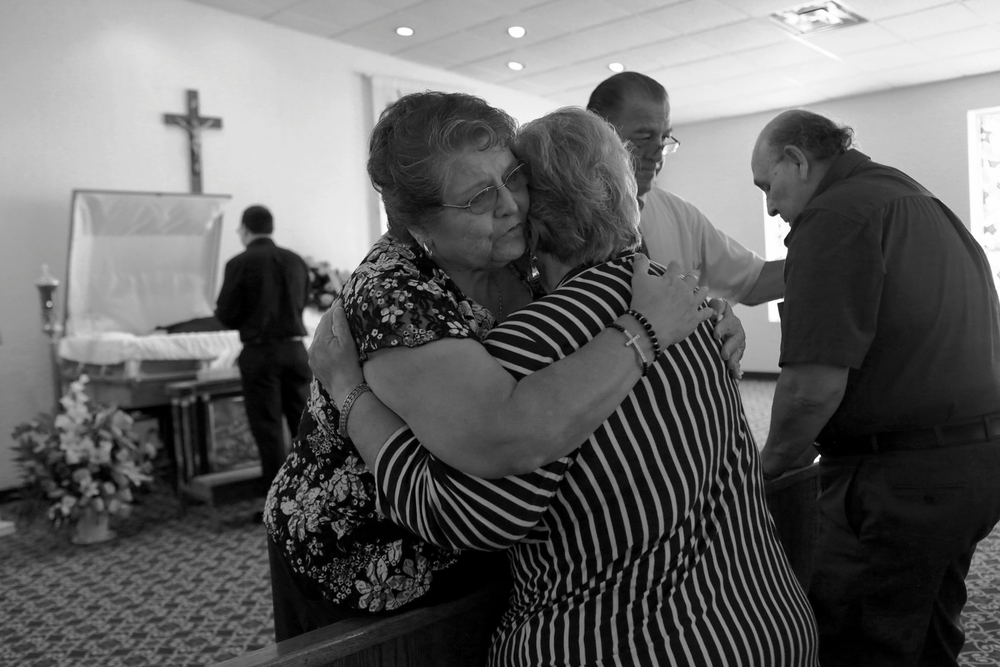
[588,72,783,305]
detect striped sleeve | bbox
[373,426,573,551]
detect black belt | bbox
[242,335,304,346]
[815,412,1000,457]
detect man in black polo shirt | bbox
[216,205,311,491]
[751,109,1000,666]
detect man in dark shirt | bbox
[751,109,1000,667]
[216,205,311,490]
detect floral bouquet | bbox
[12,375,158,527]
[304,256,352,310]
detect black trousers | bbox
[237,341,311,490]
[810,440,1000,667]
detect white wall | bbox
[660,70,1000,373]
[0,0,556,491]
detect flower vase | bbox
[71,508,116,545]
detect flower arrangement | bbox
[305,256,352,310]
[12,375,158,527]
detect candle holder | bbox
[36,264,64,411]
[36,264,62,339]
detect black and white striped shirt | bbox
[375,257,818,666]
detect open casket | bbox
[58,190,239,410]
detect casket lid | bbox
[64,190,232,337]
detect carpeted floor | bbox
[1,377,999,666]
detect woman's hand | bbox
[707,297,746,381]
[628,255,714,347]
[308,300,364,404]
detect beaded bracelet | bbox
[338,382,372,439]
[608,322,652,377]
[625,308,662,360]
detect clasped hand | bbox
[629,255,746,380]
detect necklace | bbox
[489,272,504,321]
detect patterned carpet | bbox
[0,377,998,666]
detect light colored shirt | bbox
[640,186,764,302]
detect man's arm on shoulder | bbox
[741,259,785,306]
[761,363,848,478]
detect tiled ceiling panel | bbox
[183,0,1000,124]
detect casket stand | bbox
[58,190,249,492]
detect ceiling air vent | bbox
[771,1,867,35]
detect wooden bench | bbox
[217,463,820,667]
[214,581,510,667]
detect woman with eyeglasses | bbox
[263,91,745,640]
[307,106,817,665]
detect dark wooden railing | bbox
[215,463,819,667]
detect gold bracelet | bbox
[338,382,371,439]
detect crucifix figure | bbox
[163,89,222,194]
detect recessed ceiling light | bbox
[608,62,625,73]
[395,26,414,36]
[508,26,526,38]
[771,1,866,36]
[507,61,524,71]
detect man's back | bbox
[782,151,1000,436]
[216,237,308,343]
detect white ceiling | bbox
[183,0,1000,124]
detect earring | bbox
[529,254,540,282]
[421,241,433,259]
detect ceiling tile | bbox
[714,0,792,20]
[879,2,983,40]
[396,31,502,69]
[775,57,861,84]
[913,25,1000,58]
[644,0,751,34]
[331,11,464,53]
[510,61,614,91]
[518,0,632,33]
[737,38,826,69]
[840,42,934,71]
[268,11,340,37]
[669,54,760,82]
[694,18,787,52]
[629,35,723,69]
[573,15,682,52]
[963,0,1000,23]
[703,71,801,96]
[946,47,1000,76]
[366,0,439,9]
[184,0,302,18]
[460,13,567,50]
[877,60,965,86]
[837,0,957,22]
[801,23,903,55]
[670,82,737,109]
[284,0,392,29]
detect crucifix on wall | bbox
[163,89,222,194]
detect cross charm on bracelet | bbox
[621,329,642,349]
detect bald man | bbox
[752,109,1000,667]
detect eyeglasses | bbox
[629,134,681,156]
[440,162,527,215]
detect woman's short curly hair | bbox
[766,109,854,161]
[367,91,518,242]
[514,107,641,266]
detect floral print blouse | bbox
[264,233,507,612]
